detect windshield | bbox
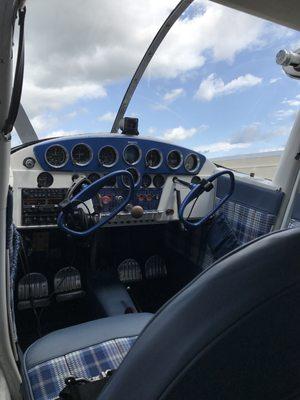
[18,1,300,179]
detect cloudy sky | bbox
[16,0,300,157]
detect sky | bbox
[15,0,300,158]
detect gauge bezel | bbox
[141,174,152,188]
[123,144,142,166]
[167,149,183,170]
[98,145,119,168]
[45,144,69,169]
[121,167,141,188]
[145,148,163,169]
[184,153,201,173]
[37,172,54,188]
[153,174,165,188]
[71,143,93,167]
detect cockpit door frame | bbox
[0,0,23,398]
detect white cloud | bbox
[195,141,250,155]
[282,98,300,107]
[195,73,262,101]
[269,77,281,84]
[66,111,78,118]
[274,109,298,120]
[258,146,284,153]
[45,129,82,138]
[162,125,207,141]
[97,112,116,122]
[23,82,106,116]
[22,0,270,115]
[31,114,58,132]
[163,88,185,103]
[230,122,289,144]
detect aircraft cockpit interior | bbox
[2,1,300,399]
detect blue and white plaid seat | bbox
[23,313,152,400]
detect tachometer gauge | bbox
[167,150,183,170]
[141,174,152,188]
[153,174,165,188]
[45,145,68,168]
[98,146,118,167]
[122,168,140,187]
[123,144,141,165]
[71,144,92,166]
[184,153,200,173]
[145,149,162,169]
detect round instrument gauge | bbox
[71,143,92,166]
[122,168,140,187]
[153,174,165,188]
[87,173,101,183]
[167,150,183,170]
[145,149,162,169]
[37,172,53,188]
[141,174,152,188]
[45,145,68,168]
[123,144,141,165]
[184,153,200,173]
[98,146,118,167]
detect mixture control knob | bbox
[131,205,144,219]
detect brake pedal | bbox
[17,273,50,310]
[118,259,142,283]
[54,267,85,302]
[145,255,167,280]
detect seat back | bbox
[99,228,300,400]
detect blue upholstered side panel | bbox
[217,176,283,244]
[216,176,284,215]
[26,336,137,400]
[218,200,277,244]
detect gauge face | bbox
[167,150,183,170]
[153,174,165,188]
[45,145,68,168]
[37,172,53,188]
[71,144,92,166]
[98,146,118,167]
[184,153,200,172]
[123,144,141,165]
[122,168,140,187]
[141,174,152,188]
[88,173,101,183]
[145,149,162,169]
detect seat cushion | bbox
[23,313,152,400]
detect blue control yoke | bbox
[58,170,134,237]
[178,170,235,229]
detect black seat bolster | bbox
[98,228,300,400]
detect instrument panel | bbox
[33,135,205,177]
[11,134,216,229]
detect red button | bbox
[102,195,112,205]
